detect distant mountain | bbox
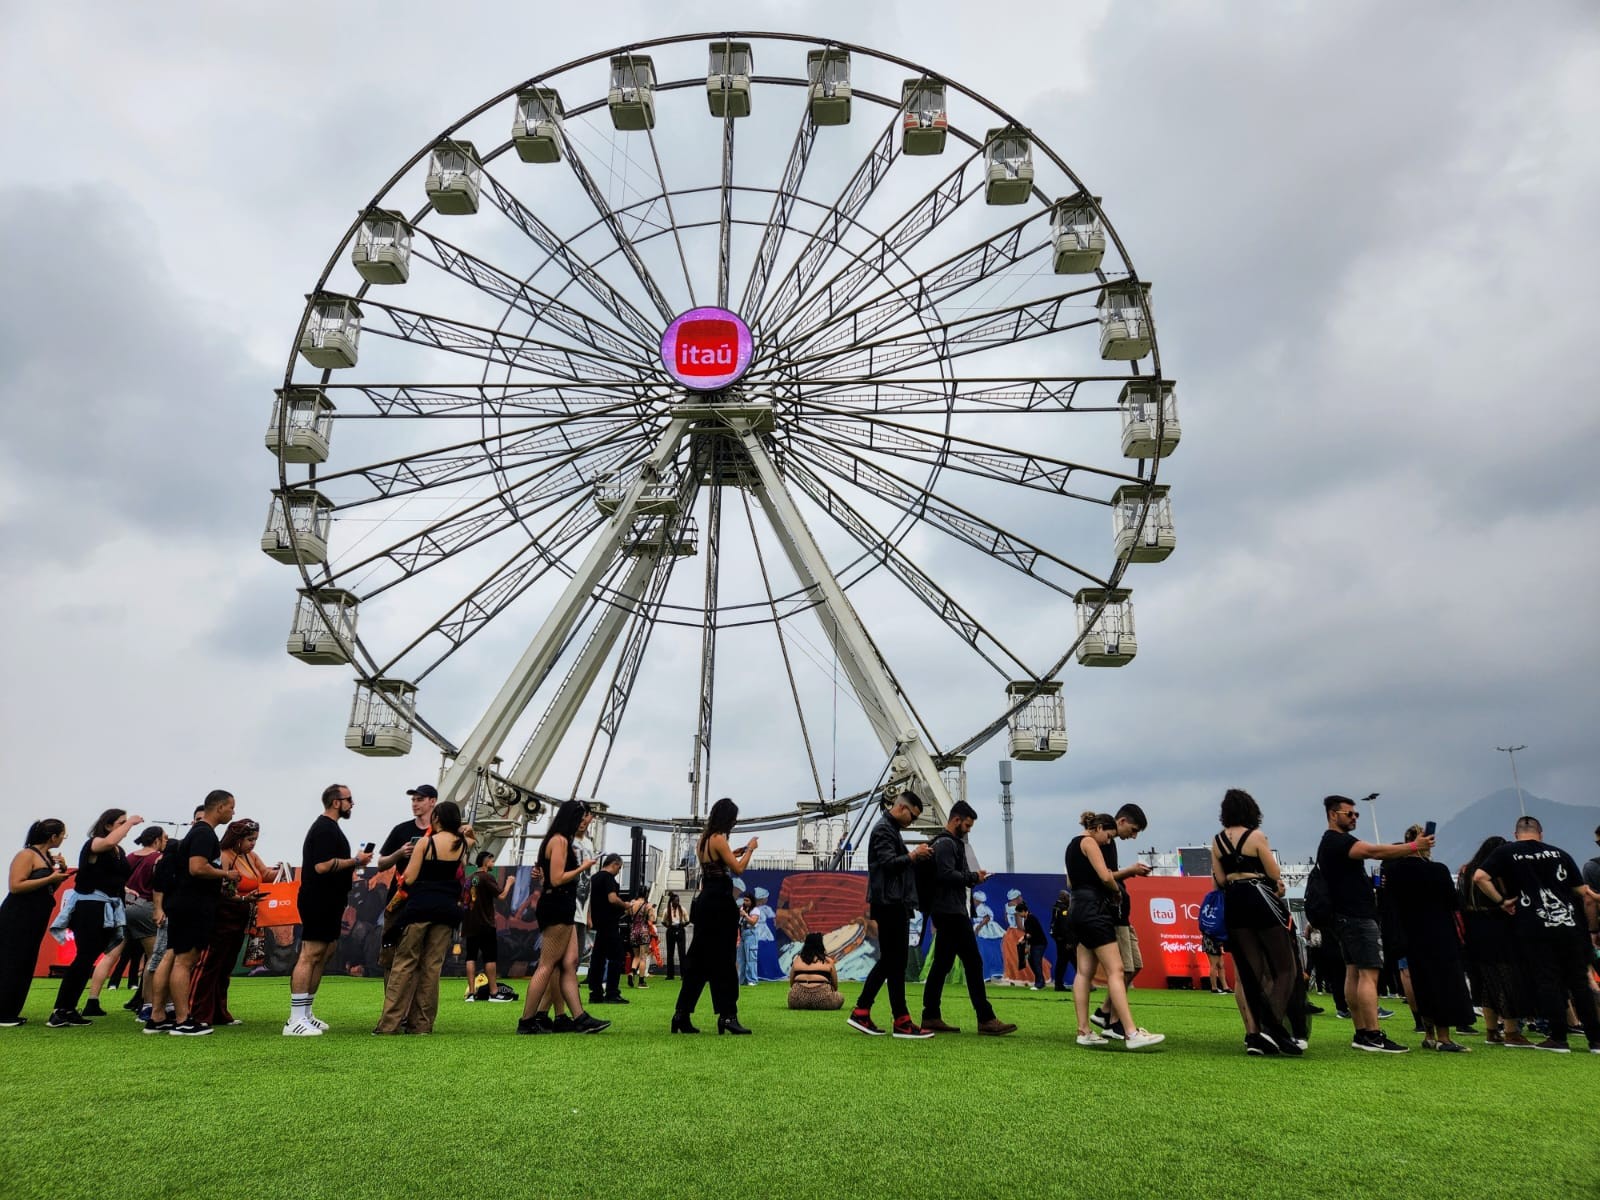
[1432,788,1600,870]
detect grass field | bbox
[1,977,1595,1200]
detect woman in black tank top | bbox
[516,800,611,1035]
[0,819,71,1026]
[1066,813,1164,1051]
[376,801,471,1035]
[673,796,758,1035]
[1210,788,1304,1055]
[51,808,142,1025]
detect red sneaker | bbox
[893,1017,934,1040]
[847,1009,885,1036]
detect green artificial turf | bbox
[1,978,1595,1199]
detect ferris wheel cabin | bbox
[297,295,361,370]
[937,754,968,808]
[807,48,852,125]
[1006,681,1067,760]
[287,587,359,665]
[346,678,417,757]
[260,487,334,566]
[1119,380,1180,459]
[265,388,335,464]
[1051,196,1106,274]
[425,140,481,215]
[707,42,753,118]
[1074,588,1137,667]
[901,79,947,155]
[513,88,565,162]
[609,56,657,130]
[351,209,412,285]
[984,127,1034,205]
[1112,484,1176,563]
[1098,281,1153,361]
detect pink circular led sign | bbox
[659,307,754,391]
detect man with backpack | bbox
[916,800,1017,1036]
[847,791,934,1038]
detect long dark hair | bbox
[432,800,463,835]
[698,797,739,856]
[220,821,259,853]
[25,819,65,846]
[539,799,589,867]
[90,809,125,839]
[1459,835,1507,904]
[799,932,828,964]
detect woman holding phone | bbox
[672,797,757,1035]
[1068,812,1163,1050]
[1384,822,1475,1052]
[376,801,473,1035]
[516,800,610,1035]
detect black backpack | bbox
[913,830,953,912]
[1304,864,1333,929]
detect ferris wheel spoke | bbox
[560,134,680,322]
[776,284,1103,381]
[373,496,608,680]
[751,104,909,336]
[777,435,1107,594]
[323,384,669,421]
[356,296,649,383]
[783,208,1051,361]
[314,413,656,509]
[716,109,735,308]
[793,407,1142,499]
[477,165,663,345]
[781,455,1033,680]
[408,227,657,364]
[771,376,1123,415]
[738,105,819,316]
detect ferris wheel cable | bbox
[739,104,819,316]
[779,456,1033,680]
[716,106,735,308]
[780,435,1111,593]
[405,229,660,364]
[636,110,701,308]
[791,406,1144,492]
[737,486,826,804]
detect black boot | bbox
[671,1011,700,1034]
[717,1014,752,1036]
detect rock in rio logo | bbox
[660,306,754,391]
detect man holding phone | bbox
[377,785,437,872]
[286,784,371,1037]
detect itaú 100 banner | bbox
[1125,876,1234,990]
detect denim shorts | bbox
[1334,915,1383,970]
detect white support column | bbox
[738,428,955,823]
[505,545,666,793]
[437,418,693,807]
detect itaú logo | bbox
[661,307,753,391]
[1149,898,1177,925]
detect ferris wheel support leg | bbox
[737,429,955,825]
[436,417,693,809]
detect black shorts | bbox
[299,899,345,945]
[1068,891,1117,950]
[535,891,577,928]
[1335,915,1383,971]
[165,901,216,956]
[462,929,499,964]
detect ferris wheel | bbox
[264,32,1180,857]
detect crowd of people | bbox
[2,783,1596,1055]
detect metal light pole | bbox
[1362,792,1382,845]
[998,760,1015,874]
[1496,744,1527,816]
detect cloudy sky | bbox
[2,1,1596,871]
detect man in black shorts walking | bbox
[1317,795,1433,1052]
[286,784,371,1036]
[919,800,1016,1037]
[166,790,239,1037]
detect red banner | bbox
[1124,876,1230,989]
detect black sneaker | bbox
[572,1013,612,1034]
[1335,1008,1352,1020]
[82,999,108,1018]
[1303,1002,1326,1015]
[603,994,630,1004]
[47,1010,91,1028]
[1089,1010,1110,1030]
[143,1018,177,1035]
[847,1010,885,1036]
[514,1016,550,1035]
[1532,1038,1571,1053]
[553,1014,577,1033]
[1103,1020,1127,1041]
[1245,1032,1279,1056]
[122,996,143,1012]
[0,1017,26,1028]
[1365,1032,1409,1053]
[170,1020,213,1037]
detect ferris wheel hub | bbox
[661,306,754,391]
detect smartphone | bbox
[1422,821,1436,838]
[361,842,376,853]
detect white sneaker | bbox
[307,1014,329,1032]
[1125,1028,1166,1051]
[283,1020,323,1037]
[1076,1031,1109,1047]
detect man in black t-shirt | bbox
[1315,794,1433,1053]
[586,855,640,1005]
[167,790,240,1036]
[139,805,204,1032]
[377,784,437,873]
[1475,815,1600,1052]
[286,783,372,1036]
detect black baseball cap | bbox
[406,784,438,799]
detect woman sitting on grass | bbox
[1067,813,1163,1051]
[787,933,843,1011]
[374,801,472,1035]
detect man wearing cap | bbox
[587,854,642,1005]
[378,785,437,873]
